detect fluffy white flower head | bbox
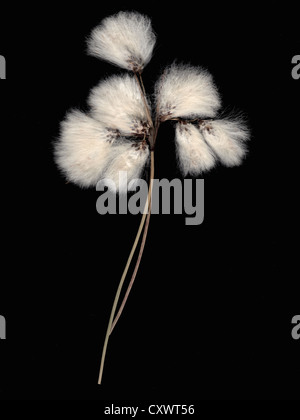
[87,11,156,72]
[200,118,249,167]
[155,63,221,121]
[103,142,149,194]
[88,74,150,137]
[54,110,121,188]
[175,122,216,176]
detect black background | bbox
[0,2,299,401]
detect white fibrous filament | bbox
[199,118,249,167]
[88,74,151,137]
[87,11,156,72]
[103,142,149,193]
[155,63,221,121]
[55,110,119,188]
[175,123,216,176]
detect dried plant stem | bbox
[138,71,147,98]
[98,151,154,385]
[110,151,155,334]
[134,72,153,128]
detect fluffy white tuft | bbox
[88,73,150,136]
[200,118,249,167]
[87,11,156,72]
[103,143,149,194]
[175,123,216,176]
[155,63,221,121]
[54,110,120,188]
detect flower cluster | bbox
[54,11,251,385]
[54,10,249,191]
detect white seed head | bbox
[87,11,156,72]
[200,118,249,167]
[103,142,149,194]
[54,110,120,188]
[175,123,216,176]
[88,73,150,136]
[155,63,221,121]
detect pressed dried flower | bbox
[155,63,221,121]
[88,73,151,137]
[175,122,216,176]
[54,110,121,188]
[102,141,150,193]
[87,11,156,72]
[55,10,250,385]
[199,118,249,167]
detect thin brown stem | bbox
[110,151,155,334]
[98,70,156,383]
[152,68,168,149]
[138,71,147,98]
[134,72,153,128]
[97,187,151,385]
